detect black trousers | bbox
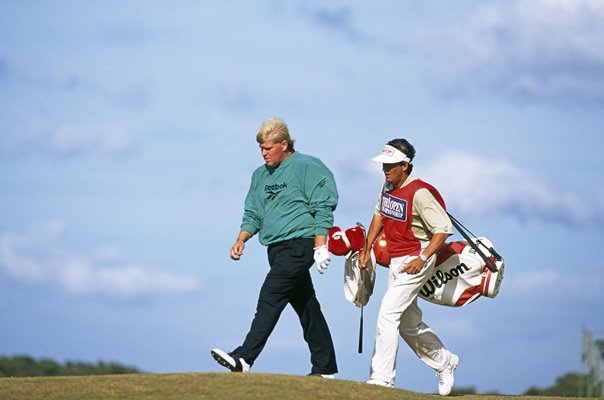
[233,237,338,374]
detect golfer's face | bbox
[260,139,289,167]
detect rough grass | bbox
[0,372,582,400]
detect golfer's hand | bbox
[400,257,424,275]
[314,245,331,274]
[230,239,245,260]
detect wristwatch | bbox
[419,253,427,263]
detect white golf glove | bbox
[314,245,331,274]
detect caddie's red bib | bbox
[380,179,446,258]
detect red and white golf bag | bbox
[418,237,504,306]
[329,225,504,308]
[370,232,504,307]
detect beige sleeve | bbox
[412,188,453,235]
[374,184,387,215]
[374,196,381,216]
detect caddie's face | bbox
[260,139,289,167]
[382,162,407,187]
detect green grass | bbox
[0,372,582,400]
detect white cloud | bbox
[333,149,603,230]
[0,222,200,299]
[57,257,199,298]
[295,0,604,104]
[423,151,603,227]
[1,119,136,158]
[504,268,604,299]
[49,124,134,156]
[420,0,604,103]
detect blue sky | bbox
[1,0,603,395]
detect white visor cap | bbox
[371,145,410,164]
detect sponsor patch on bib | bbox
[380,193,407,221]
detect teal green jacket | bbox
[241,152,338,246]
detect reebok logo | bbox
[265,183,287,192]
[265,182,287,200]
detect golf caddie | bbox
[211,117,339,378]
[358,138,458,395]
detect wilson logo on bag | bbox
[419,237,504,307]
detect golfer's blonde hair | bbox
[256,117,295,150]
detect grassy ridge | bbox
[0,372,580,400]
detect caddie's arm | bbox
[359,213,383,270]
[401,189,453,274]
[400,232,448,275]
[230,230,253,261]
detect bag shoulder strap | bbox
[446,212,501,272]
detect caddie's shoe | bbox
[211,348,250,373]
[307,373,335,379]
[366,379,394,388]
[436,352,459,396]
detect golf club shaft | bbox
[358,305,364,353]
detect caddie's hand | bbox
[358,249,370,270]
[400,256,424,275]
[313,245,331,274]
[230,239,245,261]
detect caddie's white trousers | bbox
[369,253,449,386]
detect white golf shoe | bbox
[436,352,459,396]
[366,379,394,388]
